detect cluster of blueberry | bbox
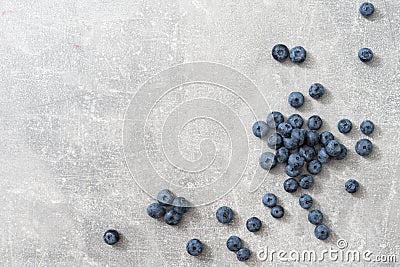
[226,236,251,262]
[262,193,284,218]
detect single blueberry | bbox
[299,145,316,162]
[267,133,283,149]
[314,224,330,240]
[285,164,302,177]
[157,189,175,206]
[355,139,373,156]
[307,115,323,130]
[291,128,306,146]
[334,144,347,160]
[276,147,290,163]
[288,153,305,169]
[277,122,293,138]
[246,217,262,232]
[283,137,299,151]
[320,131,334,147]
[236,248,251,261]
[216,206,234,224]
[338,119,353,134]
[262,193,277,208]
[317,147,330,163]
[299,174,314,189]
[309,83,325,99]
[252,121,269,138]
[358,48,373,62]
[284,178,299,193]
[186,239,203,256]
[325,140,342,157]
[172,197,190,214]
[103,229,120,245]
[307,160,322,175]
[345,179,360,193]
[308,209,323,225]
[288,92,305,108]
[289,46,307,63]
[272,44,289,62]
[287,114,304,129]
[306,130,320,147]
[299,194,313,209]
[147,203,165,219]
[164,209,182,225]
[226,236,242,252]
[359,2,375,17]
[259,152,277,170]
[266,111,284,129]
[271,205,284,218]
[360,120,375,135]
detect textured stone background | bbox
[0,0,399,266]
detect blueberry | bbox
[284,178,299,193]
[276,147,289,163]
[267,133,283,149]
[307,160,322,175]
[236,248,251,261]
[252,121,269,138]
[358,48,373,62]
[291,128,306,146]
[334,144,347,160]
[271,205,284,218]
[314,224,330,240]
[359,2,375,17]
[157,189,175,206]
[360,120,375,135]
[103,229,120,245]
[338,119,353,134]
[283,137,299,151]
[246,217,262,232]
[307,115,323,130]
[186,239,203,256]
[320,131,334,147]
[355,139,373,156]
[308,209,323,225]
[164,209,182,225]
[309,83,325,99]
[299,174,314,189]
[259,152,277,170]
[325,140,342,157]
[172,197,190,214]
[277,123,293,138]
[147,203,165,219]
[317,147,330,163]
[345,179,360,193]
[216,206,234,224]
[266,111,284,129]
[272,44,289,62]
[288,92,305,108]
[299,145,316,162]
[299,194,313,209]
[287,114,304,129]
[289,46,307,63]
[226,236,242,252]
[262,193,277,208]
[285,164,302,177]
[288,153,305,169]
[306,130,320,147]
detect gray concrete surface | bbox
[1,0,400,266]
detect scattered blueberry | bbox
[299,174,314,189]
[285,164,302,177]
[272,44,289,62]
[306,130,320,147]
[284,178,299,193]
[267,111,284,129]
[360,120,375,135]
[216,206,234,224]
[289,46,307,63]
[157,189,175,206]
[299,194,313,209]
[355,139,373,156]
[288,114,304,129]
[103,229,120,245]
[325,140,342,157]
[283,137,299,151]
[267,133,283,149]
[186,239,203,256]
[359,2,375,17]
[288,153,305,169]
[317,147,330,163]
[345,179,360,193]
[299,145,316,162]
[320,131,334,147]
[262,193,277,208]
[308,209,323,225]
[307,160,322,175]
[173,197,190,214]
[338,119,353,134]
[291,128,306,146]
[252,121,269,138]
[314,224,330,240]
[334,144,348,160]
[259,152,278,170]
[246,217,262,232]
[308,115,323,130]
[147,203,165,219]
[226,236,242,252]
[164,209,182,225]
[288,92,305,108]
[309,83,325,99]
[271,205,284,218]
[277,123,293,138]
[236,248,251,261]
[358,48,373,62]
[276,147,290,163]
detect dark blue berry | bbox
[262,193,277,208]
[314,224,330,240]
[266,111,284,129]
[289,46,307,63]
[358,48,373,62]
[267,133,283,149]
[299,194,313,209]
[164,209,182,225]
[216,206,234,224]
[307,115,323,130]
[288,92,305,108]
[320,131,334,147]
[186,239,203,256]
[271,205,284,218]
[147,203,165,219]
[359,2,375,17]
[308,209,323,225]
[277,123,293,138]
[272,44,289,62]
[309,83,325,99]
[317,147,330,163]
[287,114,304,128]
[237,248,251,261]
[325,140,341,157]
[299,174,314,189]
[157,189,175,206]
[259,152,277,170]
[246,217,262,232]
[291,128,306,146]
[172,197,190,214]
[284,178,299,193]
[355,139,373,156]
[252,121,269,138]
[360,120,375,135]
[226,236,242,252]
[345,179,359,193]
[285,164,302,177]
[283,137,299,150]
[299,145,316,162]
[307,160,322,175]
[288,153,305,169]
[103,230,120,245]
[334,144,347,160]
[306,130,320,147]
[276,147,289,163]
[338,119,353,134]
